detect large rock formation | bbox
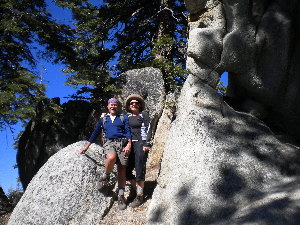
[10,68,167,223]
[119,67,166,127]
[17,99,94,189]
[14,1,300,222]
[147,75,300,225]
[185,0,300,143]
[9,141,114,225]
[147,93,176,178]
[146,1,300,223]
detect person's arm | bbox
[123,115,132,156]
[142,112,152,151]
[123,139,132,156]
[78,118,103,154]
[78,141,92,154]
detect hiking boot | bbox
[129,195,143,208]
[97,175,110,190]
[127,186,137,202]
[118,195,127,210]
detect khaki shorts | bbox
[103,139,128,166]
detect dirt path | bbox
[99,165,159,225]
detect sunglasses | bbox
[130,101,140,105]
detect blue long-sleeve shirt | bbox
[88,114,131,143]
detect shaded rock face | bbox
[213,176,300,225]
[147,75,300,224]
[17,99,94,190]
[119,67,166,127]
[147,93,176,177]
[147,1,300,223]
[185,0,300,142]
[9,142,114,225]
[0,187,12,216]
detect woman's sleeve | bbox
[143,112,152,147]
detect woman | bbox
[125,94,152,208]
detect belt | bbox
[107,138,126,142]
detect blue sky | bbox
[0,1,75,194]
[0,1,228,194]
[0,62,76,194]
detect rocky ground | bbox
[2,165,159,225]
[99,165,159,225]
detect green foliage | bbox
[0,69,46,129]
[40,101,63,124]
[0,0,73,130]
[216,80,227,96]
[0,0,188,129]
[55,0,188,97]
[7,185,23,207]
[137,34,187,92]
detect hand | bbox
[122,145,131,157]
[143,146,150,152]
[78,146,88,154]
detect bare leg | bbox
[136,181,144,196]
[117,164,127,210]
[97,153,116,190]
[136,181,144,189]
[129,179,136,188]
[117,164,126,189]
[105,153,117,174]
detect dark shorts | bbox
[126,141,148,182]
[103,139,129,166]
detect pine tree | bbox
[0,0,73,130]
[55,0,188,99]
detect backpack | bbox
[127,111,147,119]
[101,113,125,139]
[102,114,125,126]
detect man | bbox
[79,98,132,210]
